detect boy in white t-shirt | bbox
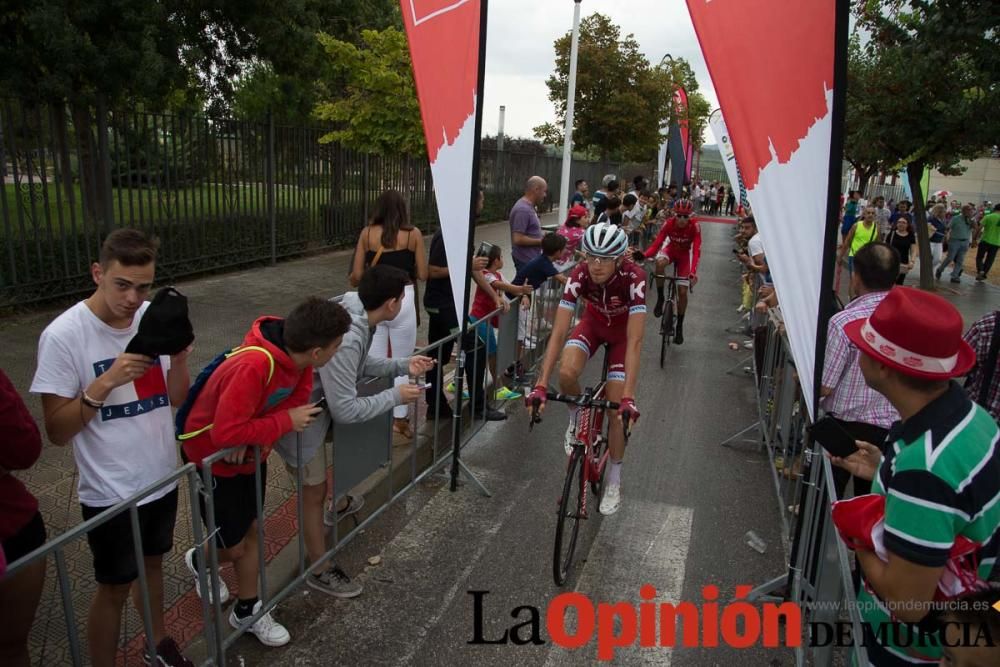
[31,229,193,667]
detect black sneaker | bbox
[142,637,195,667]
[474,407,507,422]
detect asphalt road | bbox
[235,219,794,666]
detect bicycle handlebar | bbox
[527,390,632,439]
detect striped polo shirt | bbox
[858,382,1000,665]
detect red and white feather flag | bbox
[401,0,483,323]
[687,0,845,418]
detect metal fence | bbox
[0,98,650,307]
[723,302,868,666]
[4,268,576,665]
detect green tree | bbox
[230,0,402,124]
[0,0,328,223]
[853,0,1000,288]
[313,28,425,156]
[843,37,899,196]
[533,13,676,162]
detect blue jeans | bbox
[941,239,970,279]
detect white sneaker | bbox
[564,418,577,456]
[599,484,622,515]
[229,600,291,647]
[185,548,230,604]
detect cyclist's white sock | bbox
[607,458,623,486]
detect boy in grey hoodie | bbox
[275,265,433,598]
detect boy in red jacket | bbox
[181,297,350,647]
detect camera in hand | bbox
[475,241,496,258]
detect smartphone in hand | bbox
[313,396,328,410]
[809,418,859,458]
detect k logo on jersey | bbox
[565,278,582,298]
[630,281,646,302]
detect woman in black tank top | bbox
[349,191,426,286]
[349,190,427,438]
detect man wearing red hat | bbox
[831,287,1000,665]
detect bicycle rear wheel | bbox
[660,299,674,367]
[553,447,585,586]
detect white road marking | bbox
[396,479,533,667]
[543,502,694,666]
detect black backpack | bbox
[174,346,275,441]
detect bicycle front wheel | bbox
[553,447,585,586]
[660,299,674,367]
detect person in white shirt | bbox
[31,229,193,667]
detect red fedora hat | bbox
[844,287,975,380]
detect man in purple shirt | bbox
[509,176,547,272]
[820,242,900,498]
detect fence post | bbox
[362,152,370,223]
[96,97,114,234]
[267,110,276,265]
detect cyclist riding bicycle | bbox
[640,198,701,345]
[526,223,645,515]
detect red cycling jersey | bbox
[643,216,702,276]
[559,259,647,325]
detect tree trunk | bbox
[856,168,876,198]
[906,161,934,290]
[70,101,101,230]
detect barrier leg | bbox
[720,421,761,448]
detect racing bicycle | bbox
[527,356,632,585]
[657,265,680,368]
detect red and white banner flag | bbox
[401,0,482,323]
[673,87,693,183]
[687,0,839,417]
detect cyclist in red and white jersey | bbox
[526,223,645,515]
[641,198,701,344]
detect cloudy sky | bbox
[481,0,719,140]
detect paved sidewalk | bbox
[1,212,555,664]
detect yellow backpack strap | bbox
[177,346,275,441]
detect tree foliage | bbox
[851,0,1000,288]
[231,0,402,123]
[313,28,425,156]
[533,13,680,162]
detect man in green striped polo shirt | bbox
[833,287,1000,665]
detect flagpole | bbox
[812,0,851,418]
[558,0,584,226]
[451,0,490,493]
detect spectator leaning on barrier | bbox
[820,243,901,498]
[512,232,568,370]
[831,287,1000,666]
[973,202,1000,281]
[270,303,365,601]
[0,369,46,667]
[181,297,346,648]
[962,310,1000,422]
[322,266,437,431]
[30,229,194,667]
[509,176,547,273]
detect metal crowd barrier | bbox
[6,274,574,666]
[723,310,868,666]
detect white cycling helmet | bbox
[581,222,629,258]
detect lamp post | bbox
[558,0,583,226]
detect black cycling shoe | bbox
[673,331,684,345]
[654,299,664,318]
